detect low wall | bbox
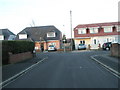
[110,43,120,58]
[9,52,33,63]
[57,49,71,51]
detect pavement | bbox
[2,53,47,83]
[91,54,120,77]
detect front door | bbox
[41,43,44,51]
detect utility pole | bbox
[32,20,35,27]
[70,10,73,51]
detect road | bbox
[3,51,119,88]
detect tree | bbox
[62,34,67,43]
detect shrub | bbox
[2,41,35,65]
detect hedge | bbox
[2,41,35,65]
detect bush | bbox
[2,41,35,65]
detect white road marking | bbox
[1,57,48,88]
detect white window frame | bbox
[116,25,120,32]
[103,26,113,33]
[47,32,56,37]
[0,35,4,40]
[78,28,86,34]
[89,27,98,33]
[19,34,27,39]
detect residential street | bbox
[3,50,119,88]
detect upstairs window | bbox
[103,26,113,33]
[89,27,98,33]
[19,34,27,39]
[78,28,86,34]
[47,32,56,37]
[8,35,15,40]
[0,35,4,40]
[116,25,120,32]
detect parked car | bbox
[102,42,112,50]
[78,44,86,50]
[48,45,57,51]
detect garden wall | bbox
[9,52,33,63]
[110,43,120,58]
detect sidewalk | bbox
[91,54,120,76]
[2,53,46,82]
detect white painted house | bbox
[74,22,120,49]
[0,29,16,40]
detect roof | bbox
[0,29,15,40]
[74,22,120,29]
[15,25,62,41]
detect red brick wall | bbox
[35,40,61,51]
[9,52,33,63]
[35,42,40,50]
[110,43,120,57]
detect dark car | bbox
[102,42,112,50]
[78,44,86,50]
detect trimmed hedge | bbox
[2,41,35,65]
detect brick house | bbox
[74,22,120,49]
[15,25,62,51]
[0,29,16,40]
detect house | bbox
[74,22,120,49]
[15,25,62,51]
[0,29,16,40]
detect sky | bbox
[0,0,119,38]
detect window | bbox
[19,34,27,39]
[78,28,86,34]
[8,35,15,40]
[0,35,4,40]
[94,39,97,44]
[47,32,56,37]
[107,38,109,42]
[116,25,120,32]
[80,40,85,44]
[80,41,82,44]
[104,26,112,33]
[89,27,98,33]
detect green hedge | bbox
[2,41,35,65]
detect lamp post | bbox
[70,10,73,51]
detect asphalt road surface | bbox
[4,51,119,88]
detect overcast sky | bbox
[0,0,119,38]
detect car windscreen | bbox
[79,44,84,46]
[49,45,54,47]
